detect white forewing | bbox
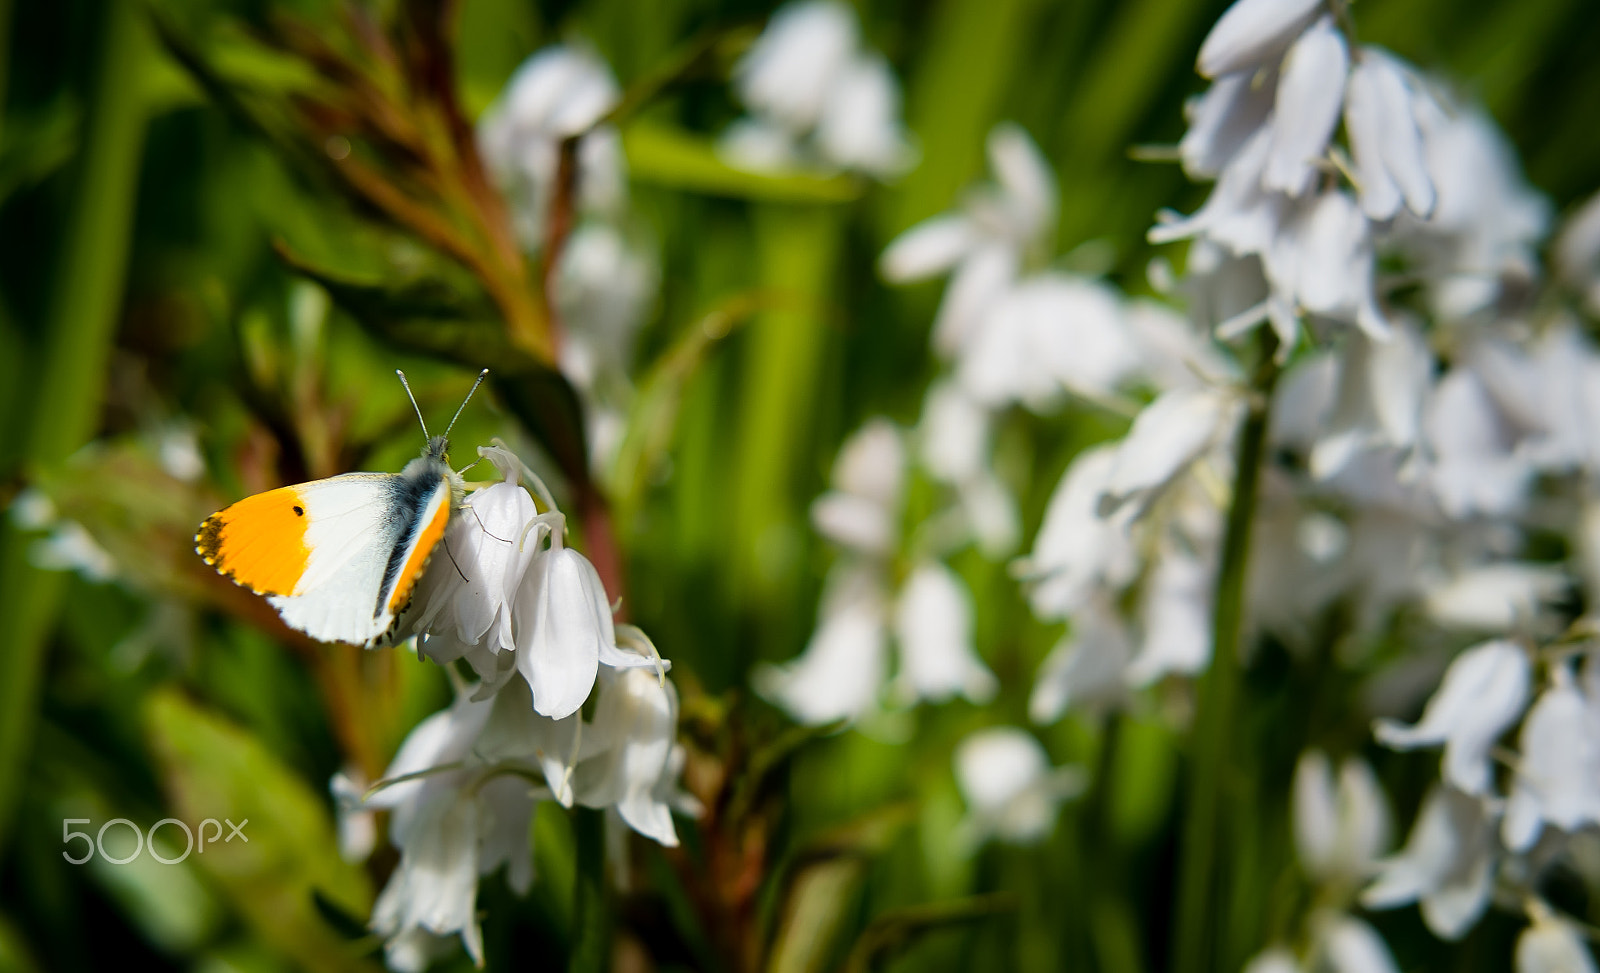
[267,473,450,646]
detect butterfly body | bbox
[197,435,465,647]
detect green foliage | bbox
[143,689,380,973]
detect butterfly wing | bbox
[197,468,453,646]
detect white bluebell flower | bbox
[1362,785,1496,939]
[954,727,1084,847]
[1374,639,1530,795]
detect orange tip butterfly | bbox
[196,369,488,647]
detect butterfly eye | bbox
[293,506,305,516]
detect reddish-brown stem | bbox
[540,135,581,356]
[578,484,627,621]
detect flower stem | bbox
[1171,331,1280,973]
[568,806,611,973]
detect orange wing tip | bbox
[192,491,311,597]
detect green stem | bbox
[1171,331,1280,973]
[567,806,611,973]
[0,0,150,862]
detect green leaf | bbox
[0,0,153,863]
[730,205,843,608]
[622,122,863,203]
[764,805,913,973]
[142,689,381,973]
[839,893,1019,973]
[606,288,786,522]
[725,718,847,833]
[274,237,541,376]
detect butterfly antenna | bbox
[443,368,490,439]
[395,369,430,440]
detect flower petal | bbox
[893,561,997,705]
[1264,17,1349,197]
[881,214,975,282]
[515,548,609,720]
[1197,0,1325,79]
[1373,639,1529,794]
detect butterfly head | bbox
[395,367,489,464]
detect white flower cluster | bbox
[1132,0,1600,965]
[760,122,1243,843]
[338,446,696,971]
[477,46,658,470]
[1152,0,1548,348]
[1360,644,1600,951]
[881,123,1250,719]
[753,418,999,725]
[1249,651,1600,973]
[721,0,914,178]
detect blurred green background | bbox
[0,0,1596,971]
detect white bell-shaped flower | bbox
[1243,948,1304,973]
[1017,444,1138,620]
[1264,189,1389,340]
[1293,750,1391,881]
[476,46,624,244]
[814,53,914,176]
[514,544,615,720]
[410,447,543,655]
[1509,325,1600,475]
[1150,126,1284,259]
[1343,48,1435,221]
[754,568,890,725]
[1516,904,1600,973]
[554,223,659,386]
[1422,368,1534,519]
[1402,101,1550,321]
[474,677,581,805]
[1373,639,1529,795]
[1362,785,1496,939]
[1028,593,1133,722]
[920,380,990,485]
[954,727,1084,847]
[1196,0,1324,78]
[577,666,684,846]
[732,0,858,132]
[1308,322,1431,480]
[811,418,905,556]
[1317,913,1400,973]
[371,794,484,971]
[1286,745,1388,883]
[1263,16,1349,198]
[958,274,1139,409]
[1180,70,1276,179]
[892,560,997,705]
[364,693,493,823]
[1104,386,1238,513]
[880,124,1053,357]
[365,689,533,971]
[1502,664,1600,851]
[1126,540,1216,686]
